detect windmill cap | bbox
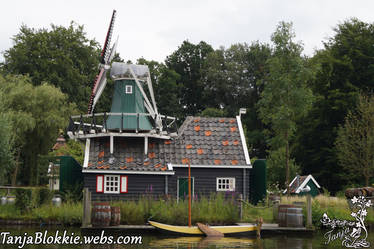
[110,62,150,81]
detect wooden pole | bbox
[306,193,312,228]
[188,159,192,227]
[83,188,91,227]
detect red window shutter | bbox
[96,175,104,193]
[120,176,128,193]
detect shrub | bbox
[15,189,32,213]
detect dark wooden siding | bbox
[84,173,167,201]
[84,168,251,201]
[169,168,250,200]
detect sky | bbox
[0,0,373,63]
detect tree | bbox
[335,94,374,186]
[50,139,84,165]
[165,40,213,116]
[199,107,228,117]
[2,23,100,112]
[267,147,299,189]
[258,22,314,195]
[0,74,76,185]
[0,113,14,184]
[202,42,271,158]
[293,18,374,193]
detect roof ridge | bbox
[177,116,193,136]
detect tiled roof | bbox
[289,175,308,193]
[86,116,248,172]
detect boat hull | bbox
[148,221,257,235]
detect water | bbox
[0,226,372,249]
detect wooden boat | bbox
[148,220,257,235]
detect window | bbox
[125,85,133,94]
[96,175,128,194]
[104,175,120,194]
[216,177,235,191]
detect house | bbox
[67,63,252,201]
[48,135,83,192]
[283,175,321,197]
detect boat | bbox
[148,220,257,235]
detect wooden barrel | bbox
[110,206,121,226]
[92,202,111,227]
[286,207,303,227]
[363,187,374,197]
[278,204,294,227]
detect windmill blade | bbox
[101,10,117,65]
[87,10,117,114]
[108,36,119,63]
[92,71,108,111]
[87,68,105,114]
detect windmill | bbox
[68,10,176,138]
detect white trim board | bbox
[83,169,175,175]
[83,139,90,168]
[283,174,321,194]
[170,164,252,169]
[236,115,251,165]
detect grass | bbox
[0,202,82,225]
[0,194,372,227]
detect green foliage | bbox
[50,139,84,165]
[31,187,53,208]
[60,182,83,203]
[2,22,99,112]
[199,107,228,117]
[335,94,374,186]
[293,18,374,193]
[166,40,214,116]
[15,189,32,213]
[0,74,76,185]
[0,113,14,184]
[267,147,299,189]
[202,42,271,158]
[258,21,314,194]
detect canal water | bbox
[0,226,372,249]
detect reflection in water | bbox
[149,236,256,248]
[0,226,372,249]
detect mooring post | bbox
[306,193,312,228]
[83,188,91,227]
[239,194,243,220]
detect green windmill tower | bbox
[106,63,156,131]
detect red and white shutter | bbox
[120,176,128,193]
[96,175,104,193]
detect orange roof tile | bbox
[230,127,237,132]
[219,119,225,123]
[194,119,200,123]
[144,161,150,166]
[155,163,161,168]
[233,140,240,145]
[182,158,189,164]
[231,160,238,165]
[120,165,127,170]
[214,159,221,165]
[230,119,236,124]
[205,130,212,136]
[126,157,134,163]
[164,140,172,145]
[194,125,201,132]
[161,166,167,171]
[98,151,104,158]
[197,148,204,155]
[186,144,193,149]
[148,152,156,159]
[148,143,155,149]
[222,140,229,146]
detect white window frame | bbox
[104,175,120,194]
[216,177,235,191]
[125,85,133,94]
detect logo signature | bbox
[321,196,372,248]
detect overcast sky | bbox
[1,0,373,63]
